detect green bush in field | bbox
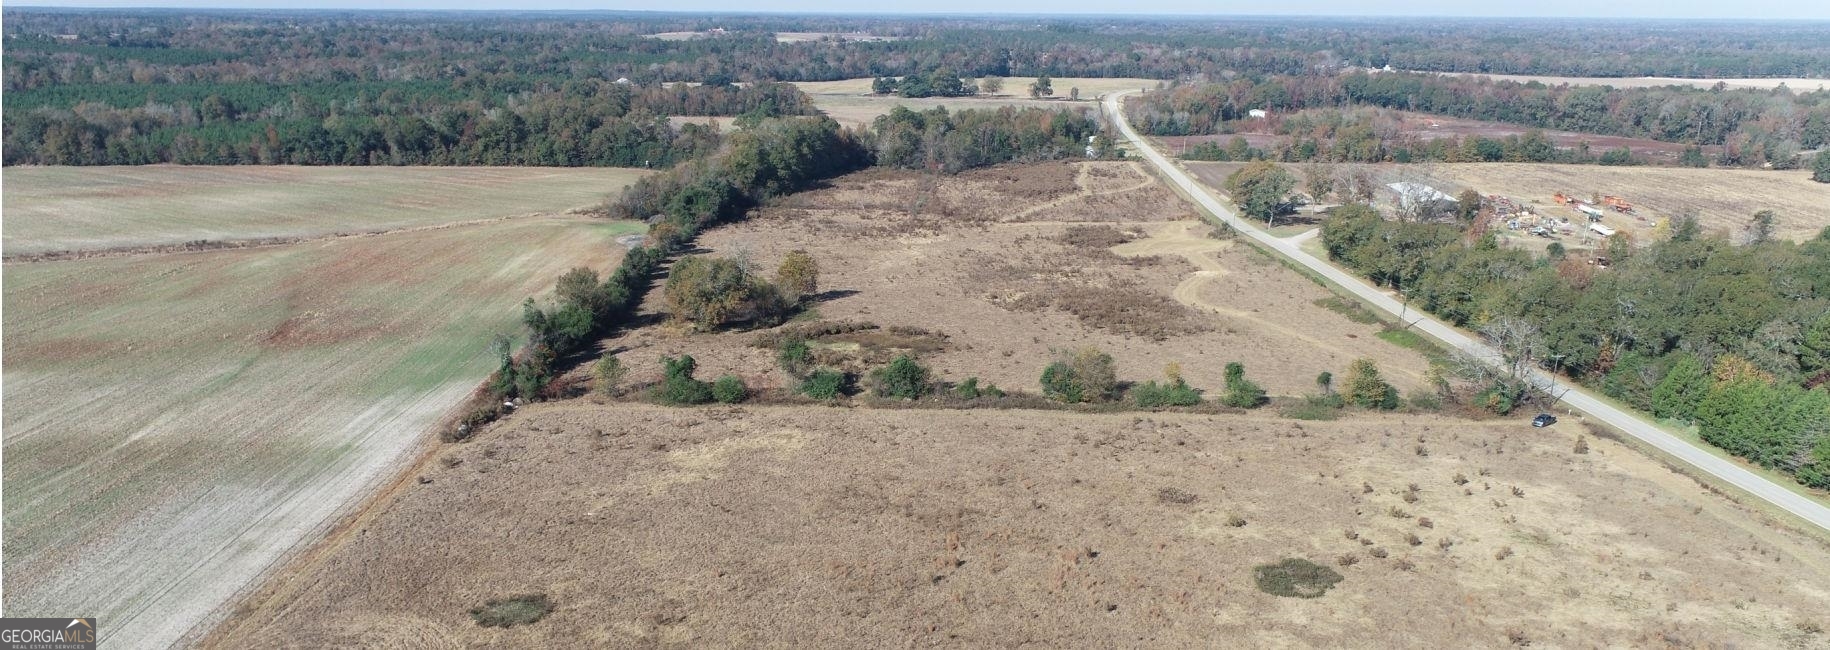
[1131,379,1203,407]
[1253,559,1342,598]
[1220,362,1267,408]
[654,355,713,405]
[778,337,813,378]
[800,368,848,400]
[592,353,627,395]
[871,355,930,399]
[470,594,553,628]
[1041,347,1118,403]
[712,374,748,403]
[954,377,983,399]
[1343,358,1400,410]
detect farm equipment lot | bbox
[1431,164,1830,243]
[1184,161,1828,244]
[1,168,643,648]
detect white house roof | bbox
[1386,182,1455,204]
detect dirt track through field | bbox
[1005,162,1157,221]
[1114,221,1425,382]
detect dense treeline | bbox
[8,12,1829,91]
[1179,108,1697,167]
[1130,73,1830,165]
[870,105,1106,172]
[486,116,871,406]
[4,80,812,165]
[1321,206,1830,488]
[11,11,1830,168]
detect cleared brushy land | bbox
[2,174,642,648]
[209,403,1830,648]
[793,77,1158,126]
[605,161,1431,399]
[2,166,648,255]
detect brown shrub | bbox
[1157,488,1199,504]
[1056,225,1133,249]
[1048,283,1209,341]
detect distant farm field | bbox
[793,77,1159,125]
[1409,70,1830,91]
[1,168,645,648]
[2,166,648,256]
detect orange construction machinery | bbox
[1601,195,1635,213]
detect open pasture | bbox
[208,401,1830,648]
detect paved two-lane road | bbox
[1102,91,1830,533]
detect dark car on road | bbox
[1531,413,1557,427]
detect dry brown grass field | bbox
[665,115,741,132]
[627,162,1432,397]
[2,170,644,648]
[201,162,1830,647]
[1,166,647,256]
[209,400,1830,648]
[793,77,1158,126]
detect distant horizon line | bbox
[7,6,1830,22]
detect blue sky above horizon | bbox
[12,1,1830,20]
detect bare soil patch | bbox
[209,403,1830,648]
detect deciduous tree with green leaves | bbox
[1224,161,1297,226]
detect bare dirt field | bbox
[209,402,1830,648]
[2,173,643,648]
[620,161,1432,397]
[1,166,647,256]
[795,77,1158,126]
[1184,161,1828,244]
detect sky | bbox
[13,0,1830,20]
